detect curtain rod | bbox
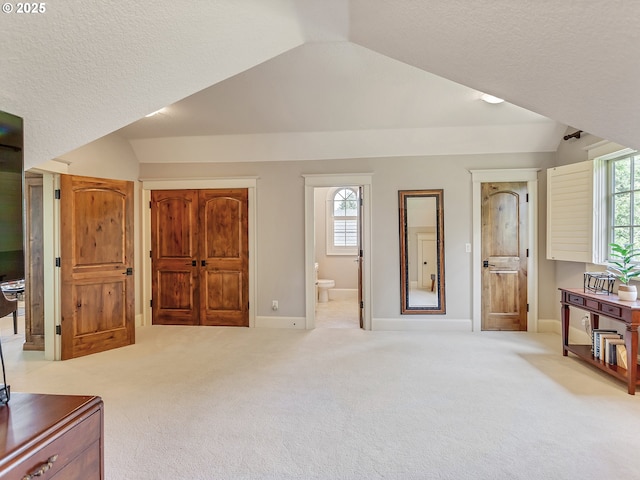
[563,130,583,141]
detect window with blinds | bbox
[327,187,359,255]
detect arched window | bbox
[327,187,358,255]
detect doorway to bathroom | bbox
[304,173,372,330]
[313,186,361,328]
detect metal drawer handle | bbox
[22,455,58,480]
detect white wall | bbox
[139,151,555,326]
[314,187,358,290]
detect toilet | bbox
[314,263,335,303]
[317,279,335,303]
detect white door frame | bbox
[303,173,373,330]
[37,170,61,360]
[140,177,258,328]
[470,169,539,332]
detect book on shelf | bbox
[599,333,622,361]
[616,344,628,370]
[592,329,618,359]
[605,338,625,365]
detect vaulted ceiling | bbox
[2,1,639,169]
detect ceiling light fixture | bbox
[480,94,505,104]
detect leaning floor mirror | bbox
[399,189,445,314]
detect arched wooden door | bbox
[481,182,528,331]
[151,189,248,326]
[60,175,135,359]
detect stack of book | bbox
[592,329,627,369]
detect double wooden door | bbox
[151,189,248,326]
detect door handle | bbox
[201,260,207,267]
[483,260,496,268]
[184,260,196,266]
[122,267,133,275]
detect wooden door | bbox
[151,190,199,325]
[24,172,44,351]
[481,182,528,331]
[60,175,135,359]
[151,189,249,326]
[199,189,248,326]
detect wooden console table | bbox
[0,393,103,479]
[560,288,640,395]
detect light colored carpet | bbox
[2,312,640,479]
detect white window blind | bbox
[547,161,595,262]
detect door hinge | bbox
[527,303,529,312]
[526,248,529,257]
[54,189,61,199]
[360,197,363,206]
[149,250,152,258]
[247,302,250,310]
[55,325,61,335]
[55,257,61,267]
[526,193,529,202]
[149,201,152,208]
[359,249,363,257]
[150,299,153,308]
[360,301,364,309]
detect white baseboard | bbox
[537,318,560,334]
[255,316,306,329]
[537,318,592,343]
[329,288,358,301]
[372,317,472,331]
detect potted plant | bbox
[607,242,640,301]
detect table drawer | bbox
[567,294,585,306]
[601,303,622,318]
[4,409,101,480]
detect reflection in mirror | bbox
[399,190,445,314]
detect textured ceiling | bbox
[2,1,639,169]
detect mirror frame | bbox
[399,189,446,314]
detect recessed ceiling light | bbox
[480,94,505,104]
[145,108,166,117]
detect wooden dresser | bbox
[0,393,103,479]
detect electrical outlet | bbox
[272,300,278,311]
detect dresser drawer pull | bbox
[22,455,58,480]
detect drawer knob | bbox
[22,455,58,480]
